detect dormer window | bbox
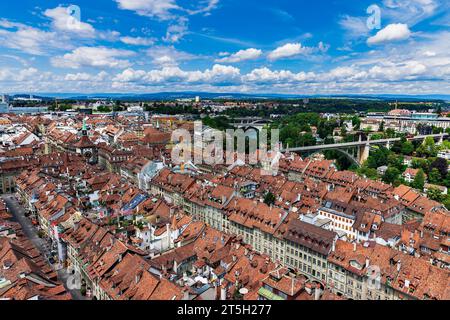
[350,260,362,270]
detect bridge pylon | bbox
[358,143,370,165]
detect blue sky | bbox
[0,0,449,94]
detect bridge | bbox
[230,117,274,131]
[282,133,448,166]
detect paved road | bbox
[2,195,50,254]
[2,195,85,300]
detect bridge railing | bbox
[282,133,448,152]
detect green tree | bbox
[401,141,414,155]
[383,167,400,184]
[203,116,232,131]
[351,116,361,130]
[298,133,316,147]
[442,195,450,210]
[411,157,430,174]
[370,133,384,140]
[429,157,448,180]
[385,128,396,138]
[432,126,444,134]
[280,124,302,148]
[391,140,403,154]
[427,187,444,202]
[357,163,379,180]
[428,168,441,184]
[366,147,390,169]
[416,137,437,157]
[317,120,338,139]
[411,169,426,190]
[388,153,405,171]
[97,105,112,113]
[439,140,450,150]
[263,192,276,206]
[114,100,124,111]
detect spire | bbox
[82,117,88,136]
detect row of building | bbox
[0,112,449,300]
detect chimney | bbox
[183,288,189,301]
[220,285,227,300]
[215,284,221,300]
[353,242,357,252]
[365,258,370,269]
[331,240,336,252]
[397,260,401,272]
[314,285,322,301]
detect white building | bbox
[316,203,357,241]
[13,95,42,102]
[437,150,450,160]
[402,168,420,183]
[127,105,144,113]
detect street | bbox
[2,194,85,300]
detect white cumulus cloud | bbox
[0,20,73,55]
[51,46,135,69]
[268,43,303,60]
[120,36,154,46]
[113,64,240,85]
[115,0,180,20]
[44,6,96,38]
[163,17,188,42]
[216,48,262,63]
[367,23,412,45]
[64,71,109,81]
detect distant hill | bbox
[9,92,450,102]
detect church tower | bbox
[74,118,98,164]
